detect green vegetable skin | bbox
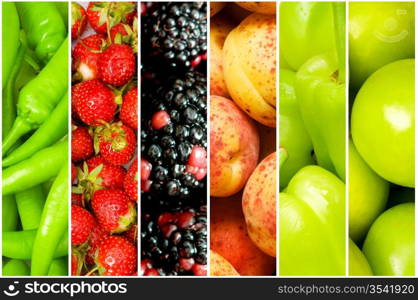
[349,239,372,276]
[280,166,345,276]
[279,69,313,189]
[3,93,69,167]
[3,138,68,195]
[349,2,415,89]
[2,2,20,89]
[351,59,415,188]
[31,164,68,275]
[2,259,30,276]
[2,38,68,154]
[363,203,415,276]
[295,3,346,181]
[280,2,336,71]
[2,195,18,232]
[3,230,68,260]
[16,185,45,230]
[48,258,68,276]
[16,2,66,64]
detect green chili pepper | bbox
[3,138,68,196]
[2,259,30,276]
[2,38,68,154]
[48,258,68,276]
[31,164,68,276]
[16,2,66,64]
[16,185,46,230]
[2,195,18,232]
[2,33,27,138]
[55,2,69,28]
[3,93,68,167]
[2,230,68,259]
[2,2,20,89]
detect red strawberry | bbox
[86,222,109,265]
[72,34,105,81]
[86,156,126,188]
[123,223,137,244]
[72,79,116,126]
[94,122,136,166]
[98,44,135,86]
[95,236,137,276]
[87,2,137,35]
[71,205,95,245]
[120,87,138,130]
[91,189,136,233]
[71,2,87,40]
[124,158,138,202]
[71,193,83,206]
[71,126,93,161]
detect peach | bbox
[210,2,226,17]
[236,2,276,15]
[256,123,276,160]
[242,152,276,257]
[223,13,276,127]
[210,15,234,98]
[211,193,276,275]
[210,95,260,197]
[222,3,252,24]
[210,250,240,276]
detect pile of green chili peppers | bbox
[2,2,69,276]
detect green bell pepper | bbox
[349,239,373,276]
[280,165,345,276]
[280,1,336,71]
[2,2,20,89]
[279,68,313,189]
[295,3,346,180]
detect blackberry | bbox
[141,71,207,212]
[142,2,207,69]
[141,207,207,276]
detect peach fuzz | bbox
[210,95,260,197]
[210,15,234,98]
[242,152,276,257]
[223,13,276,127]
[210,250,240,276]
[211,193,276,275]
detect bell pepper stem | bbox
[332,2,346,83]
[2,117,32,156]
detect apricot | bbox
[210,15,234,98]
[242,152,277,257]
[236,2,276,15]
[223,13,276,127]
[210,95,260,197]
[210,250,240,276]
[211,193,276,275]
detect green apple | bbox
[349,2,415,89]
[363,203,415,276]
[349,139,389,242]
[351,59,415,188]
[349,239,373,276]
[280,2,335,71]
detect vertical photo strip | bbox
[209,2,277,276]
[140,2,208,276]
[70,2,138,276]
[2,1,69,276]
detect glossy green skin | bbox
[2,259,30,276]
[349,239,373,276]
[16,2,67,64]
[279,69,313,189]
[31,164,68,275]
[2,230,68,260]
[3,93,68,167]
[349,2,415,89]
[2,195,18,232]
[16,185,45,230]
[48,258,68,276]
[351,59,415,188]
[3,38,68,154]
[3,139,68,195]
[349,140,389,242]
[280,2,335,71]
[2,2,20,89]
[295,52,346,181]
[363,203,415,276]
[280,165,345,276]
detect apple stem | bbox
[332,2,346,83]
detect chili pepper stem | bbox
[2,117,32,156]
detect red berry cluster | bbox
[70,1,138,277]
